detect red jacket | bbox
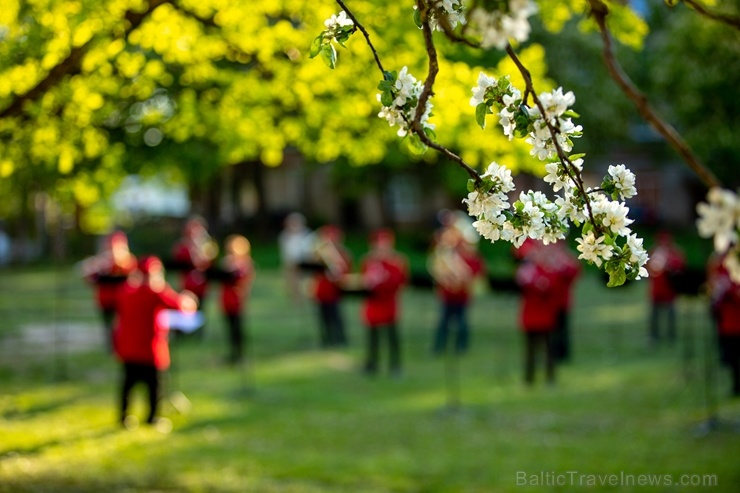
[361,252,408,327]
[113,281,182,369]
[550,254,580,311]
[711,267,740,336]
[220,257,255,315]
[516,261,559,332]
[648,245,685,303]
[92,259,137,310]
[173,242,210,299]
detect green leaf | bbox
[467,179,476,193]
[568,153,586,161]
[563,109,580,118]
[320,44,336,69]
[407,134,427,155]
[377,80,392,91]
[423,126,436,141]
[582,221,593,235]
[413,7,422,28]
[383,70,397,82]
[309,35,323,59]
[380,90,394,107]
[607,267,627,288]
[475,103,488,129]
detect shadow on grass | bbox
[0,426,118,460]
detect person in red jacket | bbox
[647,231,685,346]
[311,225,353,348]
[172,216,218,306]
[113,256,197,427]
[543,242,581,362]
[360,229,409,376]
[428,227,485,355]
[219,235,255,364]
[516,241,559,385]
[81,231,137,350]
[708,254,740,397]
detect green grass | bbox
[0,267,739,492]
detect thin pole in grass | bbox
[236,317,255,398]
[53,212,68,382]
[444,349,462,413]
[695,298,721,436]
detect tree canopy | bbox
[0,0,736,235]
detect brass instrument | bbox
[314,238,349,278]
[428,245,473,291]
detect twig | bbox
[335,0,385,74]
[335,0,481,183]
[683,0,740,31]
[588,0,721,189]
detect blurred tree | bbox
[1,0,735,247]
[0,0,554,240]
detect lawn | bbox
[0,265,738,492]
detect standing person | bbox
[707,254,740,397]
[81,231,137,350]
[546,242,581,363]
[278,212,312,304]
[646,231,685,346]
[219,235,255,365]
[360,229,409,376]
[113,256,197,428]
[516,241,559,386]
[172,216,217,339]
[172,216,218,307]
[428,227,485,355]
[311,225,352,347]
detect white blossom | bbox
[470,71,497,107]
[576,231,613,267]
[324,11,354,30]
[696,187,739,252]
[538,87,576,119]
[424,0,466,31]
[725,245,740,282]
[377,66,434,137]
[555,190,587,224]
[608,164,637,199]
[482,161,515,193]
[626,233,650,279]
[468,1,537,50]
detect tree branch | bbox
[0,0,170,119]
[683,0,740,31]
[414,1,481,183]
[588,0,721,189]
[505,44,598,230]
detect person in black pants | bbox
[359,230,409,376]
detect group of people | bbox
[82,217,254,427]
[513,239,581,386]
[81,212,740,427]
[281,218,410,376]
[281,211,489,376]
